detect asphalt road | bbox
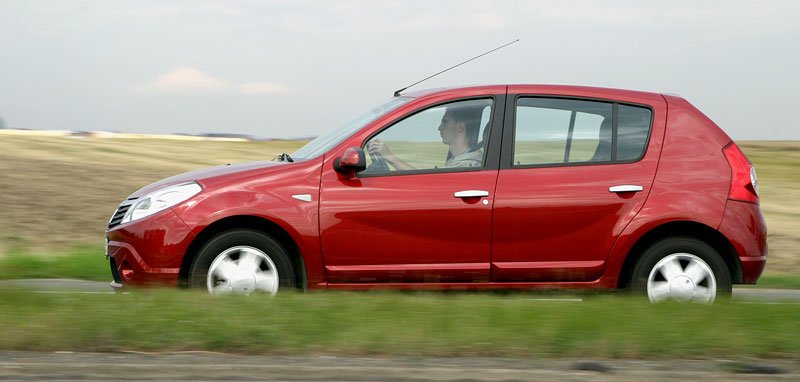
[2,278,799,302]
[0,351,797,382]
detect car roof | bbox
[400,84,667,102]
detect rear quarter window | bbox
[617,105,652,161]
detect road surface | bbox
[0,351,797,381]
[2,279,799,302]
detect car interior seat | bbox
[591,118,612,162]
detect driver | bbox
[367,104,483,170]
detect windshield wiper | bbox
[276,153,294,163]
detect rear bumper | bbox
[719,200,768,284]
[739,256,767,284]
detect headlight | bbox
[122,182,202,224]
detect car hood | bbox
[128,161,286,198]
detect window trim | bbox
[563,110,577,163]
[357,95,505,178]
[502,94,654,170]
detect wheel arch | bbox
[617,220,743,288]
[178,215,307,290]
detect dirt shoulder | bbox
[0,351,797,381]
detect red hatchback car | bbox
[106,85,766,303]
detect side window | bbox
[513,98,612,166]
[513,98,651,166]
[617,105,651,160]
[363,98,493,173]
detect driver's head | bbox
[438,104,482,147]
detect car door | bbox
[319,96,504,283]
[491,88,666,282]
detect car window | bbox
[362,98,493,173]
[514,98,612,166]
[291,97,411,160]
[513,98,651,166]
[617,105,652,161]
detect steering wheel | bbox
[365,150,391,172]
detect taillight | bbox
[723,143,759,204]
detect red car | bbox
[106,85,766,303]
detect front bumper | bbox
[109,255,123,289]
[106,208,196,288]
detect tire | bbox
[630,237,731,303]
[189,229,295,296]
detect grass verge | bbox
[1,246,799,289]
[0,288,798,358]
[749,274,800,290]
[0,246,108,281]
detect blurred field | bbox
[0,287,798,357]
[0,135,796,277]
[735,141,800,275]
[0,135,305,255]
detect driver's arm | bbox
[367,140,416,171]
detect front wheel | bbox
[630,237,731,303]
[189,229,295,296]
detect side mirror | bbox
[333,147,367,175]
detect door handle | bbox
[454,190,489,198]
[609,185,644,193]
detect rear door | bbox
[491,88,666,281]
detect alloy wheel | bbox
[206,246,279,296]
[646,253,717,303]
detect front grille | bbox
[107,198,137,229]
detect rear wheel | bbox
[189,229,295,295]
[631,237,731,303]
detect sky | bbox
[0,0,798,140]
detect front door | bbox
[319,97,503,283]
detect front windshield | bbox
[291,97,411,159]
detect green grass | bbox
[2,246,799,290]
[747,274,800,289]
[0,288,797,358]
[0,246,108,281]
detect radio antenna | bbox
[393,39,519,97]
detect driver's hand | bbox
[367,139,393,157]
